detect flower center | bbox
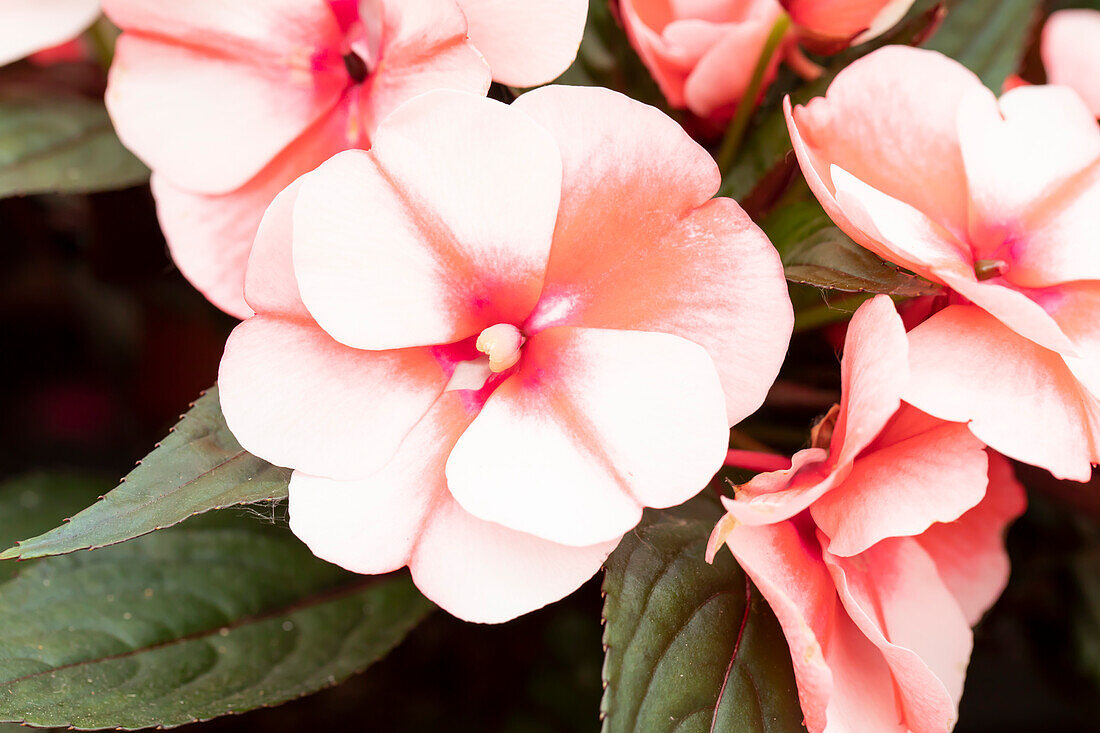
[343,51,369,84]
[476,324,525,373]
[974,258,1008,281]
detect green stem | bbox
[715,12,792,173]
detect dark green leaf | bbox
[0,91,148,198]
[1,387,290,561]
[601,496,806,733]
[0,500,433,729]
[922,0,1042,90]
[764,199,940,297]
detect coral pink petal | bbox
[812,410,988,556]
[454,0,588,87]
[831,167,1077,355]
[829,294,908,467]
[723,520,838,733]
[918,452,1026,625]
[411,496,619,624]
[218,316,447,479]
[619,0,691,107]
[825,537,971,732]
[361,0,491,134]
[515,85,792,425]
[720,448,834,526]
[153,100,356,320]
[107,34,347,195]
[682,12,781,117]
[1043,10,1100,118]
[292,91,561,351]
[239,178,309,321]
[785,0,915,43]
[820,611,911,733]
[957,85,1100,287]
[0,0,100,66]
[101,0,343,57]
[788,46,984,239]
[447,326,729,547]
[1047,282,1100,398]
[905,305,1100,481]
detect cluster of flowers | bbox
[5,2,1098,732]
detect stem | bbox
[725,449,792,473]
[715,12,792,173]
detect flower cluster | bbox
[4,2,1097,731]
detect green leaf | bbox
[764,199,941,297]
[0,501,434,729]
[601,496,806,733]
[922,0,1042,90]
[1,387,290,561]
[0,91,148,198]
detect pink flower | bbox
[217,86,793,622]
[619,0,787,121]
[0,0,100,66]
[786,45,1100,481]
[1042,9,1100,117]
[103,0,587,318]
[781,0,916,51]
[710,295,1026,733]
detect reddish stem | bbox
[724,449,792,473]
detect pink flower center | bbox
[476,323,526,373]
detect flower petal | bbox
[720,448,834,526]
[292,91,561,350]
[1042,9,1100,118]
[218,316,447,479]
[787,46,983,240]
[829,294,908,468]
[455,0,588,87]
[362,0,491,133]
[153,100,357,320]
[831,166,1077,356]
[289,392,614,623]
[411,496,618,624]
[723,521,836,733]
[917,452,1026,625]
[957,84,1100,288]
[106,32,347,194]
[0,0,100,66]
[446,326,729,547]
[101,0,343,57]
[904,305,1100,481]
[824,536,971,733]
[813,407,989,557]
[515,85,792,425]
[682,9,783,118]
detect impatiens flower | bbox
[781,0,916,52]
[218,86,793,622]
[710,295,1026,733]
[103,0,587,318]
[786,45,1100,481]
[0,0,100,67]
[619,0,915,121]
[619,0,788,121]
[1042,9,1100,117]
